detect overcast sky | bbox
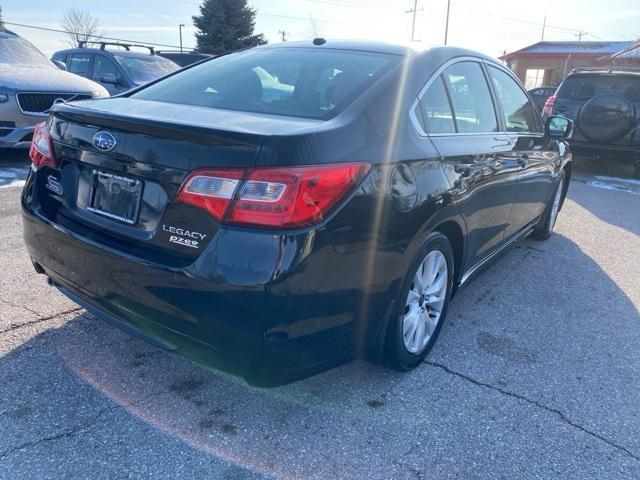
[3,0,640,58]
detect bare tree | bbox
[303,13,325,39]
[60,8,105,48]
[0,6,5,30]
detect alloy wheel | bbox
[402,250,448,354]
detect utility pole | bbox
[575,31,587,41]
[178,24,185,52]
[406,0,421,42]
[278,30,287,42]
[541,15,546,41]
[444,0,451,45]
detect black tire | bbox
[532,171,566,241]
[383,232,454,371]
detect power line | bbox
[452,2,587,35]
[4,21,196,50]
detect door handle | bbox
[517,154,529,167]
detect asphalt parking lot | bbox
[0,153,639,479]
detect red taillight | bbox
[29,122,57,169]
[543,95,556,116]
[177,163,371,228]
[176,168,245,221]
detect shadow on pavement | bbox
[2,232,640,478]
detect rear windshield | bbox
[131,47,398,119]
[557,75,640,102]
[114,54,180,84]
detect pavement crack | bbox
[425,361,640,462]
[0,389,167,459]
[0,406,112,459]
[0,296,41,317]
[0,307,83,334]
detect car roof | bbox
[257,39,498,64]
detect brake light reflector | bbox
[29,122,57,169]
[176,169,244,221]
[177,163,370,228]
[543,95,556,116]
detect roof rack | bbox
[77,40,155,55]
[571,66,640,74]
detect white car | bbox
[0,29,108,150]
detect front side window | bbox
[132,48,398,119]
[442,62,498,134]
[418,77,455,134]
[488,66,542,133]
[68,54,92,77]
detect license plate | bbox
[87,170,143,225]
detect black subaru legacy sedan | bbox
[22,40,572,386]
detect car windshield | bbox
[0,35,53,67]
[113,54,180,84]
[131,47,398,119]
[557,74,640,102]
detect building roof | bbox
[500,41,634,61]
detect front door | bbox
[486,65,557,238]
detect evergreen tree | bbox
[193,0,266,55]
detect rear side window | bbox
[442,62,498,133]
[67,54,92,77]
[132,48,398,119]
[418,77,456,134]
[557,75,640,102]
[488,66,542,133]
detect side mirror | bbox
[100,73,119,85]
[53,60,67,71]
[546,115,573,139]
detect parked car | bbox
[22,40,572,386]
[52,42,180,96]
[157,50,213,67]
[528,86,556,111]
[543,67,640,177]
[0,29,108,150]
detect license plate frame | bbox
[87,170,143,225]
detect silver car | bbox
[0,30,108,149]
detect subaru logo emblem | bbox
[93,131,117,152]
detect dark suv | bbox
[52,42,179,96]
[544,67,640,176]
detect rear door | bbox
[486,64,554,237]
[417,59,519,265]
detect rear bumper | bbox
[568,140,640,162]
[21,180,378,386]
